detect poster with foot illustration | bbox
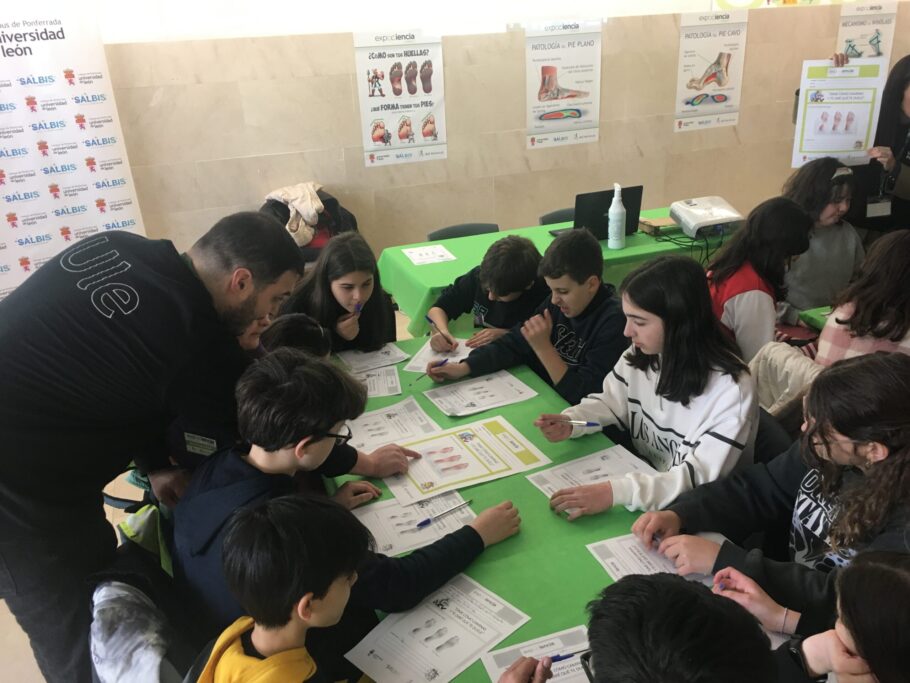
[385,416,550,505]
[354,30,447,167]
[524,20,601,149]
[791,58,888,167]
[836,3,897,65]
[346,574,529,683]
[674,11,748,132]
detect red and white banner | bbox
[0,11,143,300]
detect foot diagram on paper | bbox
[686,52,731,90]
[868,29,883,58]
[398,116,414,143]
[844,38,864,59]
[420,60,433,94]
[411,618,437,635]
[390,62,404,96]
[435,635,460,652]
[405,61,419,95]
[423,627,449,642]
[538,66,589,101]
[422,113,437,140]
[371,120,391,146]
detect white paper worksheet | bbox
[385,416,551,505]
[348,397,440,452]
[482,626,590,682]
[526,445,654,498]
[423,371,538,417]
[346,574,530,682]
[402,244,457,266]
[587,533,786,648]
[337,343,410,374]
[353,366,402,398]
[352,492,475,556]
[402,337,472,373]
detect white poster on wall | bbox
[674,11,748,132]
[354,30,447,167]
[0,12,144,300]
[837,2,897,64]
[524,19,601,149]
[791,58,888,167]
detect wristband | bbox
[786,637,826,683]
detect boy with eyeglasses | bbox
[173,348,521,680]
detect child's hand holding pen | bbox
[533,414,600,443]
[425,314,458,353]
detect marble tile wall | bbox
[106,5,910,255]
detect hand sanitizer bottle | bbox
[608,183,626,250]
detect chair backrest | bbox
[539,208,574,226]
[427,223,499,241]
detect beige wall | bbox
[106,5,910,255]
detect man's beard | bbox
[222,295,258,336]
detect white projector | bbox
[670,196,743,239]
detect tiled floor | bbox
[0,311,415,681]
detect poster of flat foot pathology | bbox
[791,58,888,167]
[354,31,447,167]
[837,3,898,66]
[385,416,550,505]
[0,11,144,300]
[525,20,601,149]
[674,11,748,132]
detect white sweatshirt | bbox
[720,289,776,362]
[562,356,758,511]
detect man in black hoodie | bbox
[428,229,628,405]
[172,348,521,680]
[0,212,305,683]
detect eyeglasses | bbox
[580,650,594,681]
[322,425,353,446]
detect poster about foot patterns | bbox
[524,20,602,150]
[675,11,748,132]
[354,30,447,167]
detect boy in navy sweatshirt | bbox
[172,348,520,680]
[428,229,628,405]
[427,235,549,351]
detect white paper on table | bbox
[526,445,655,498]
[353,366,402,398]
[348,397,440,452]
[352,492,475,556]
[482,626,590,682]
[385,415,551,505]
[337,343,410,374]
[402,337,472,373]
[423,371,537,417]
[585,534,788,649]
[402,245,456,266]
[346,574,529,683]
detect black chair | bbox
[539,208,574,226]
[427,223,499,241]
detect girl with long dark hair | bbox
[535,256,756,516]
[282,232,395,352]
[634,352,910,639]
[708,197,812,360]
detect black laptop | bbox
[549,185,644,239]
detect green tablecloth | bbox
[379,208,721,337]
[800,306,832,331]
[334,337,640,682]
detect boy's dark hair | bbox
[707,197,812,300]
[837,551,910,683]
[191,211,306,284]
[282,232,389,351]
[833,229,910,341]
[479,235,542,296]
[782,157,855,222]
[622,256,747,406]
[538,229,603,284]
[802,352,910,551]
[586,574,773,683]
[222,495,372,628]
[235,347,366,450]
[260,313,332,356]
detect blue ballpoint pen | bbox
[415,499,473,529]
